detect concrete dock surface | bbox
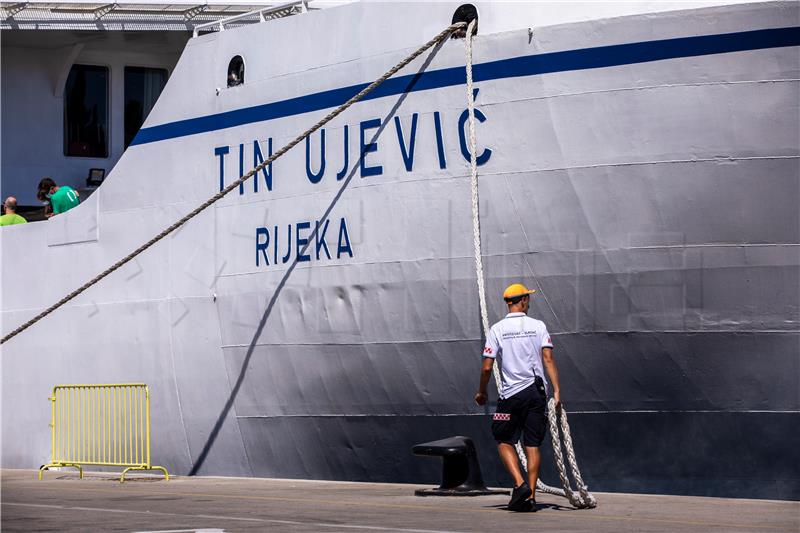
[2,469,798,532]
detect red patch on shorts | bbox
[493,412,511,421]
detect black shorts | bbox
[491,381,547,447]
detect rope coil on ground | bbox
[463,19,596,509]
[0,21,467,346]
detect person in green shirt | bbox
[0,196,27,226]
[37,177,80,216]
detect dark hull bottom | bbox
[236,411,799,501]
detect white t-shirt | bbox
[482,312,553,399]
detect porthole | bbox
[227,55,245,87]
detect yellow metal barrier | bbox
[38,383,169,482]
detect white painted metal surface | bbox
[1,0,798,499]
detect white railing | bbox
[193,0,309,37]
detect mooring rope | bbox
[547,399,597,507]
[463,18,596,509]
[0,21,467,346]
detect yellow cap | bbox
[503,283,536,300]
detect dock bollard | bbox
[412,436,507,496]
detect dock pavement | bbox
[2,469,798,532]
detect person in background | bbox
[37,177,54,218]
[37,177,79,217]
[0,196,27,226]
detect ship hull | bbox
[2,1,798,499]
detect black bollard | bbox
[412,436,507,496]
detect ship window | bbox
[227,56,244,87]
[124,67,169,149]
[63,64,109,158]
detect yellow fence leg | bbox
[39,464,83,480]
[119,465,170,483]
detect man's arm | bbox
[542,347,561,409]
[474,357,494,406]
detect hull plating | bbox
[2,1,798,499]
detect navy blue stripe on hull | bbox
[131,26,800,146]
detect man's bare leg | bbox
[497,443,525,487]
[525,446,541,499]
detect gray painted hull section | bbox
[2,1,798,499]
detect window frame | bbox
[123,65,170,149]
[63,62,112,159]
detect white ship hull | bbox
[2,1,798,499]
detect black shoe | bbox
[528,499,538,512]
[508,482,532,511]
[514,499,535,512]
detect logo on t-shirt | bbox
[483,347,493,355]
[502,331,537,339]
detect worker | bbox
[0,196,27,226]
[475,283,562,512]
[37,177,80,216]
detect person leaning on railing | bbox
[37,177,80,218]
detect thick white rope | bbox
[548,400,597,508]
[466,19,490,340]
[463,19,596,509]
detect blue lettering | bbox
[296,221,311,262]
[316,219,331,260]
[256,227,270,266]
[337,218,353,259]
[238,143,245,195]
[458,89,492,166]
[433,112,447,169]
[255,219,353,265]
[281,224,292,263]
[215,146,229,191]
[394,114,418,172]
[359,118,383,177]
[273,225,279,265]
[306,129,326,184]
[336,125,349,181]
[253,138,273,192]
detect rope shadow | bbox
[538,502,571,511]
[188,39,449,476]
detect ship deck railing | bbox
[193,0,311,37]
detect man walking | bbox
[475,283,561,512]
